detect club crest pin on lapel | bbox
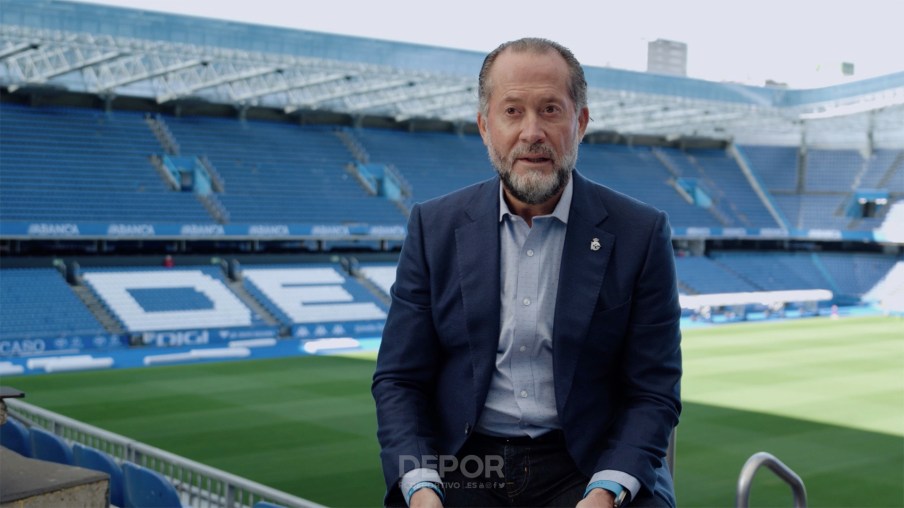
[590,238,601,251]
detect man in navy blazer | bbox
[373,38,681,508]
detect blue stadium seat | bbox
[29,427,74,465]
[162,116,404,224]
[73,443,125,507]
[0,268,107,340]
[253,502,287,508]
[0,417,32,457]
[0,103,214,224]
[122,461,183,508]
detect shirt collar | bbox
[498,174,573,224]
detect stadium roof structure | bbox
[2,0,903,148]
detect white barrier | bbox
[679,289,833,309]
[143,347,251,366]
[6,399,327,508]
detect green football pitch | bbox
[5,316,903,507]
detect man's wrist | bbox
[407,481,444,505]
[584,480,628,507]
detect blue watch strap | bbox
[407,481,444,504]
[584,479,625,499]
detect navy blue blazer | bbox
[373,170,682,505]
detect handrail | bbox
[736,452,807,508]
[7,399,327,508]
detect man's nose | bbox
[519,113,546,145]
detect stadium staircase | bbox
[149,153,181,191]
[70,284,125,335]
[876,151,904,188]
[224,278,284,330]
[653,147,737,226]
[729,144,791,229]
[337,129,414,214]
[197,193,231,224]
[356,275,391,307]
[145,114,180,157]
[146,116,233,224]
[345,260,392,307]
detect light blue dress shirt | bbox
[474,178,571,437]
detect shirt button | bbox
[519,345,526,352]
[526,249,534,257]
[522,297,531,306]
[520,390,528,398]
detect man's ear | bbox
[577,106,590,139]
[477,111,489,145]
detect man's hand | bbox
[575,487,616,508]
[409,487,443,508]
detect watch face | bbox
[614,489,629,508]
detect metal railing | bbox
[736,452,807,508]
[7,399,327,508]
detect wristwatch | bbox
[612,487,629,508]
[586,480,629,507]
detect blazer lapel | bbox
[455,179,502,413]
[553,172,614,409]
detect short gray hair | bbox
[478,38,587,116]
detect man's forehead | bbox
[487,50,571,96]
[493,46,566,69]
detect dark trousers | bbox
[442,431,585,507]
[440,431,671,508]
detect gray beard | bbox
[498,162,571,205]
[488,140,578,205]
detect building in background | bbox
[647,38,688,77]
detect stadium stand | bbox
[674,255,759,294]
[358,264,398,297]
[241,264,387,327]
[350,127,493,204]
[859,149,903,189]
[739,144,904,231]
[687,149,778,227]
[0,268,107,340]
[1,100,898,237]
[817,252,899,298]
[805,148,864,192]
[160,116,405,224]
[709,251,833,292]
[737,145,799,192]
[580,145,725,228]
[81,267,257,332]
[0,103,213,224]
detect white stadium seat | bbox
[83,271,252,332]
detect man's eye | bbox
[505,107,518,115]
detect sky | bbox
[77,0,904,89]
